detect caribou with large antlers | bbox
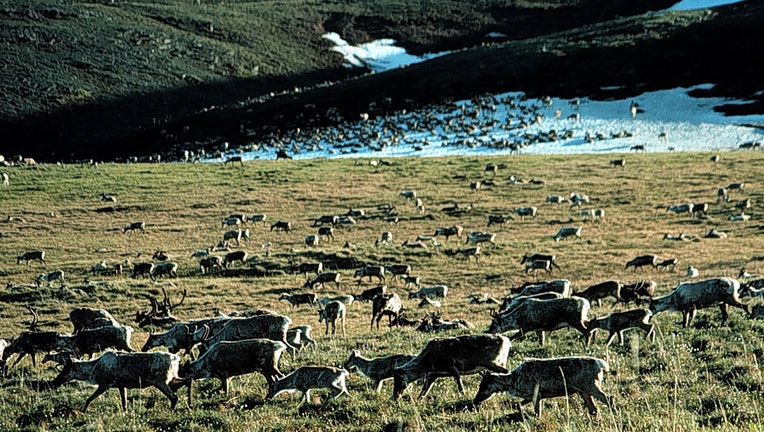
[135,286,187,327]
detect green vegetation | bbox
[0,151,763,431]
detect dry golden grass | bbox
[0,151,763,431]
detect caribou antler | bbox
[135,287,186,327]
[161,286,186,312]
[135,293,160,327]
[23,305,41,331]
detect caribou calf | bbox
[318,301,347,336]
[288,325,317,352]
[586,309,655,346]
[266,366,350,405]
[344,350,415,392]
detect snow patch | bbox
[208,85,763,162]
[668,0,747,10]
[322,32,449,72]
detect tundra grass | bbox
[0,151,763,431]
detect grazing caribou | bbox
[487,214,514,227]
[35,270,65,288]
[291,262,323,279]
[649,277,749,327]
[279,293,317,309]
[370,293,402,331]
[354,266,386,284]
[197,315,296,358]
[303,272,341,291]
[384,264,412,282]
[586,309,655,346]
[16,250,46,266]
[224,156,244,167]
[465,231,497,247]
[55,325,135,358]
[553,226,581,242]
[520,254,561,272]
[179,339,287,405]
[69,308,121,334]
[474,356,612,417]
[444,246,481,263]
[270,221,292,233]
[512,207,537,221]
[356,285,386,302]
[625,254,658,271]
[223,229,250,245]
[223,251,248,268]
[408,285,448,299]
[525,259,553,275]
[200,256,224,274]
[488,297,590,346]
[575,280,623,307]
[433,225,463,241]
[132,262,154,279]
[51,351,184,412]
[392,334,511,400]
[123,222,146,234]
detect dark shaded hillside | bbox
[0,0,676,161]
[110,0,764,162]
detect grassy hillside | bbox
[0,0,684,161]
[0,152,763,431]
